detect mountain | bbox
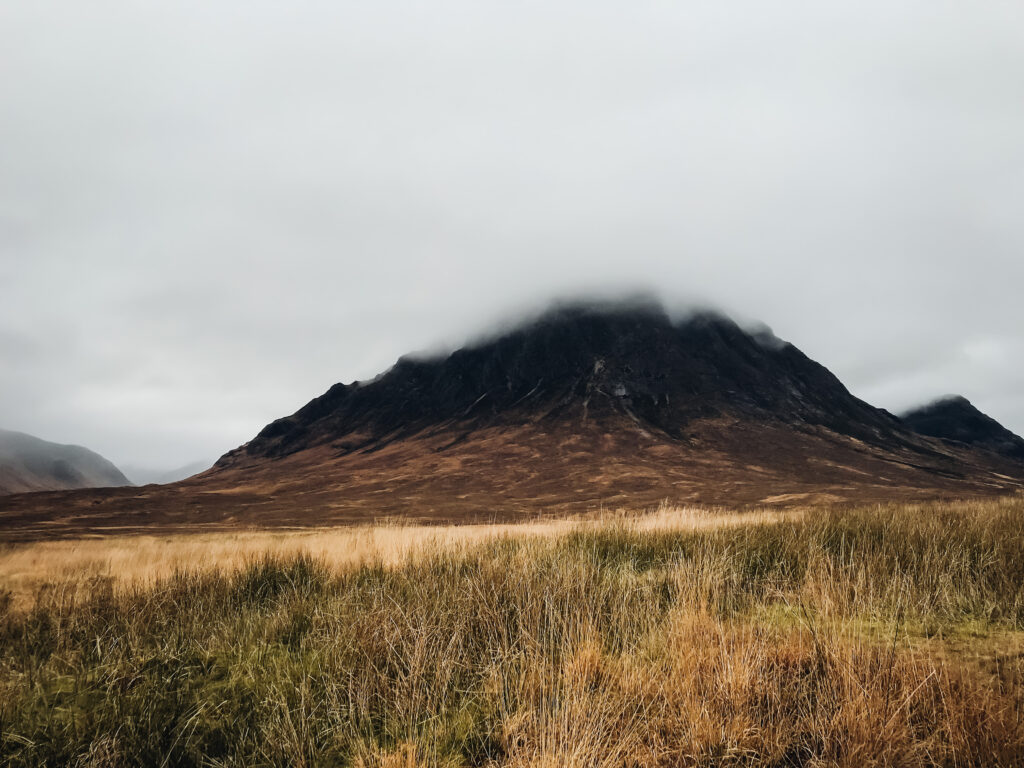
[121,460,212,486]
[0,429,131,496]
[2,300,1023,539]
[901,396,1024,461]
[202,300,1023,513]
[218,301,911,467]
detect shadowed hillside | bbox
[0,429,130,496]
[902,395,1024,461]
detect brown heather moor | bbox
[0,497,1022,766]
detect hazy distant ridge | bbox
[121,460,212,487]
[0,429,131,496]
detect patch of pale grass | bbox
[0,505,793,607]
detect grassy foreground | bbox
[1,499,1023,767]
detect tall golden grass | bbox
[0,505,790,608]
[1,497,1022,766]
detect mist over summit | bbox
[218,299,903,468]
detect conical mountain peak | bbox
[221,299,900,465]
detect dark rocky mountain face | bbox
[901,396,1024,461]
[220,302,910,466]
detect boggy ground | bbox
[1,497,1023,766]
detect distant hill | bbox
[121,460,212,486]
[901,396,1024,461]
[0,429,131,496]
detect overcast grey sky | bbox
[2,1,1023,469]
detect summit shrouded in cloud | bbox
[218,300,901,466]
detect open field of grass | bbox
[1,497,1023,766]
[0,506,790,609]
